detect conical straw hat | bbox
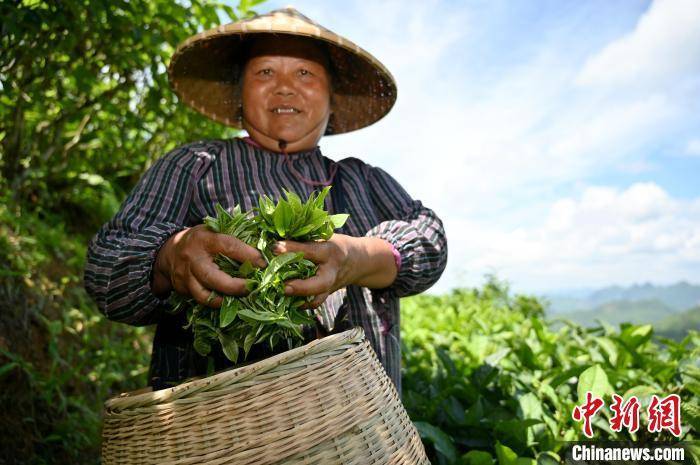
[168,7,397,135]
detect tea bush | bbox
[401,278,700,465]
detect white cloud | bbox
[260,0,700,292]
[685,138,700,157]
[576,0,700,88]
[434,183,700,293]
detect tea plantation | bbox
[401,279,700,464]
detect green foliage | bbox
[0,1,265,463]
[172,187,348,365]
[401,278,699,465]
[0,187,152,463]
[1,0,260,230]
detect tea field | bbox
[401,279,700,464]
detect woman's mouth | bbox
[271,107,301,114]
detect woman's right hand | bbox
[151,224,267,308]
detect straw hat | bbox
[167,7,397,135]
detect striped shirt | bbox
[83,137,448,393]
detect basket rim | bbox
[104,326,365,411]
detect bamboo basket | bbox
[102,327,430,464]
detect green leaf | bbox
[517,392,544,421]
[328,213,349,229]
[193,331,212,356]
[494,442,518,465]
[414,421,458,463]
[577,364,614,401]
[238,260,254,278]
[462,450,494,465]
[219,297,239,328]
[260,252,304,288]
[204,216,220,232]
[681,402,700,433]
[622,385,656,403]
[238,308,280,322]
[243,332,256,357]
[535,452,560,465]
[284,190,303,215]
[618,324,653,350]
[219,332,239,363]
[272,199,293,237]
[314,186,330,208]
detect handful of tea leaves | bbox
[170,187,348,364]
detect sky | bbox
[240,0,700,294]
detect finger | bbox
[191,259,250,296]
[211,233,267,268]
[273,240,328,263]
[304,292,329,309]
[284,267,335,297]
[188,277,222,308]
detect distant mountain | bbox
[544,281,700,314]
[553,299,675,327]
[655,306,700,341]
[587,281,700,310]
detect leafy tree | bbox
[1,0,264,229]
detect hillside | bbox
[655,306,700,340]
[554,299,675,327]
[544,281,700,314]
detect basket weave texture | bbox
[102,327,430,464]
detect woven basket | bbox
[102,327,430,464]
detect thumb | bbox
[273,240,327,263]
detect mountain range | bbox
[542,281,700,340]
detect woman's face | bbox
[241,36,331,153]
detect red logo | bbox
[572,391,605,438]
[647,394,682,437]
[572,392,682,437]
[609,394,641,434]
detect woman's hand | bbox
[272,234,398,308]
[151,224,267,308]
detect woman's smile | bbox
[270,106,301,114]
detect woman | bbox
[84,8,448,394]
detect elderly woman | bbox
[84,8,447,393]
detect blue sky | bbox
[235,0,700,293]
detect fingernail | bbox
[257,258,267,268]
[284,285,293,294]
[272,241,285,253]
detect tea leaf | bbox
[219,297,239,328]
[329,213,349,229]
[219,331,239,363]
[176,187,348,366]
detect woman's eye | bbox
[257,68,272,76]
[298,69,311,76]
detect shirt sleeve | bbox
[364,165,448,298]
[83,143,213,326]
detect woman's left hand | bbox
[271,234,398,308]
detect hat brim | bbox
[168,12,397,135]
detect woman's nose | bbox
[273,74,296,97]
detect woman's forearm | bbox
[347,237,398,289]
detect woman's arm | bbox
[83,143,208,326]
[270,234,397,308]
[364,165,448,297]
